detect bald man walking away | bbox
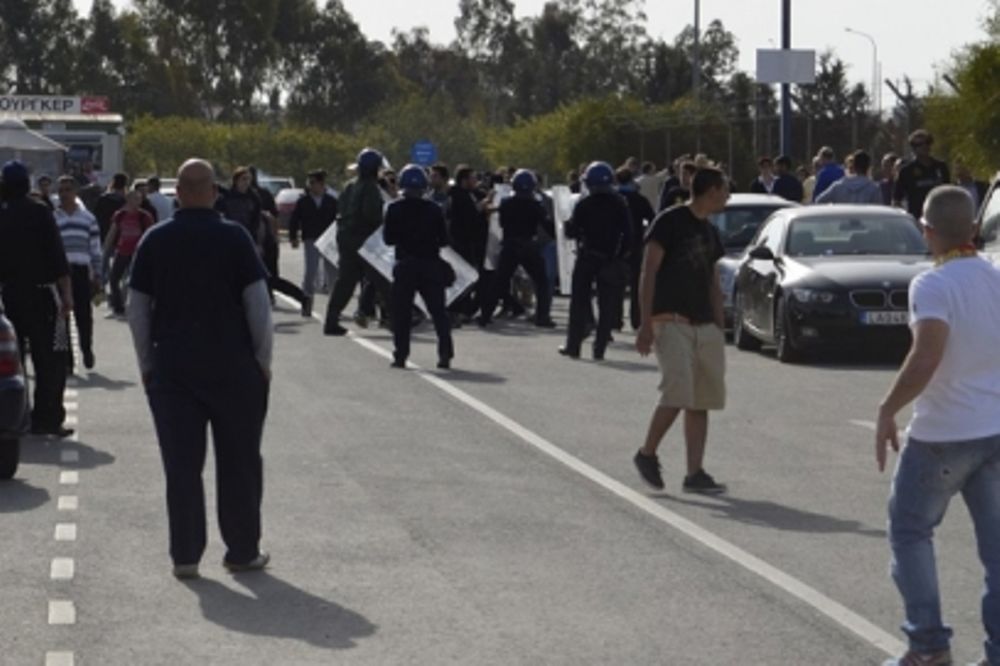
[876,186,1000,666]
[127,159,273,580]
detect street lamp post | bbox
[845,27,880,116]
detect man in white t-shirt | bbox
[876,185,1000,666]
[146,176,175,223]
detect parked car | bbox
[0,299,28,479]
[732,205,931,362]
[275,188,304,230]
[259,177,295,198]
[711,193,800,328]
[975,172,1000,263]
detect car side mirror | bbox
[748,245,775,261]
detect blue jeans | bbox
[888,434,1000,662]
[302,240,335,297]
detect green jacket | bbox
[336,177,384,250]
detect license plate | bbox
[860,311,909,325]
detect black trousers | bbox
[391,259,453,363]
[5,289,67,430]
[147,363,269,566]
[565,255,627,355]
[108,253,132,314]
[480,242,550,322]
[262,232,307,306]
[325,244,375,326]
[67,265,94,358]
[629,255,642,331]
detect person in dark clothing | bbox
[447,166,489,319]
[560,162,632,360]
[658,161,697,211]
[894,129,952,219]
[133,179,160,223]
[772,155,804,203]
[217,167,306,310]
[568,169,582,194]
[0,160,74,437]
[324,148,387,336]
[127,158,272,579]
[383,164,454,369]
[94,172,129,243]
[748,156,776,194]
[477,170,556,328]
[616,168,655,332]
[32,175,55,211]
[289,169,338,317]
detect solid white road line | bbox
[45,652,74,666]
[54,524,77,542]
[47,601,76,625]
[50,558,75,581]
[285,298,905,657]
[58,496,79,511]
[59,471,79,485]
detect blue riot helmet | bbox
[511,169,537,195]
[583,161,614,190]
[399,164,429,195]
[357,148,383,177]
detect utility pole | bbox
[780,0,792,156]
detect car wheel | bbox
[774,297,801,364]
[733,293,762,352]
[0,437,20,480]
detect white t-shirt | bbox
[147,191,174,223]
[907,256,1000,441]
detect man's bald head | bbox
[923,185,977,246]
[176,159,218,209]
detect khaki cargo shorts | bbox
[653,321,726,410]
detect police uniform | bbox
[128,207,272,569]
[479,192,555,326]
[383,193,454,368]
[562,190,632,360]
[0,163,72,435]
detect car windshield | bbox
[785,215,927,256]
[710,206,787,250]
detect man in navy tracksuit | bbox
[383,165,454,369]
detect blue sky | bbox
[73,0,994,105]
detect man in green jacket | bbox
[324,148,387,336]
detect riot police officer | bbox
[560,162,632,360]
[324,148,387,336]
[477,169,555,328]
[0,161,74,437]
[383,165,454,369]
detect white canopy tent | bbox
[0,117,66,181]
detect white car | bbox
[711,193,800,328]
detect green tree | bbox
[0,0,84,93]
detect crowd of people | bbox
[0,125,997,665]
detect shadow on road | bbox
[274,321,307,335]
[0,479,50,512]
[75,371,137,391]
[595,359,658,373]
[18,437,116,470]
[187,572,377,649]
[435,368,507,384]
[665,493,886,538]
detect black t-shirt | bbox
[447,186,485,247]
[622,190,654,252]
[94,191,126,241]
[499,195,553,243]
[383,197,448,261]
[658,185,689,212]
[216,189,262,243]
[644,205,725,323]
[0,196,70,293]
[894,158,951,218]
[567,191,632,259]
[129,209,267,379]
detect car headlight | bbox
[791,288,835,304]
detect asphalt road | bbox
[0,245,989,665]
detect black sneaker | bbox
[390,358,406,369]
[683,469,727,495]
[301,296,312,318]
[633,449,664,490]
[558,346,580,359]
[83,349,95,370]
[324,323,348,336]
[535,318,557,328]
[437,358,451,369]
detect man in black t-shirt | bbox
[633,167,730,495]
[893,129,951,219]
[657,160,696,212]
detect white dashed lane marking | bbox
[45,651,74,666]
[50,558,75,581]
[57,496,78,511]
[63,402,78,412]
[59,471,79,485]
[60,450,80,464]
[47,601,76,625]
[54,524,77,542]
[64,415,78,426]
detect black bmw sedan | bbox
[732,205,932,362]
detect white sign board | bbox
[483,184,510,271]
[314,222,340,267]
[0,95,111,115]
[550,186,580,295]
[755,49,816,84]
